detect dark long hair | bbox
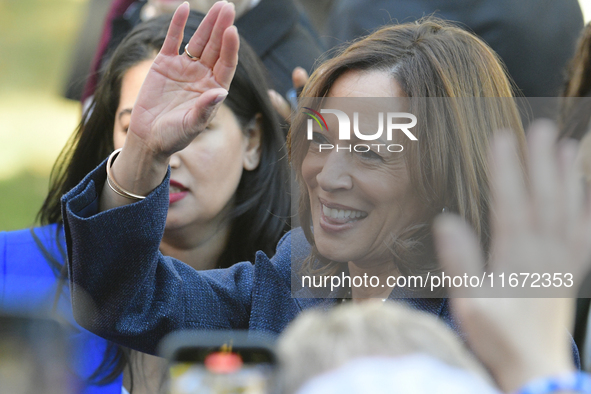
[39,12,290,264]
[36,11,289,388]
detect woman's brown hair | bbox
[560,22,591,141]
[288,18,526,278]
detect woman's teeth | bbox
[170,185,184,193]
[322,204,367,220]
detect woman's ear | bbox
[243,113,263,171]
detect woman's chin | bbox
[164,216,189,232]
[314,238,391,267]
[314,242,360,264]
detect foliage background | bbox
[1,0,591,231]
[0,0,85,230]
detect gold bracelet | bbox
[106,148,147,200]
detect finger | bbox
[199,3,236,69]
[292,67,309,89]
[269,89,292,120]
[212,25,239,89]
[527,120,561,233]
[433,213,485,297]
[564,137,591,282]
[490,131,530,238]
[161,2,190,56]
[577,133,591,186]
[185,1,225,60]
[560,140,591,284]
[579,134,591,219]
[558,139,582,240]
[579,159,591,277]
[184,88,228,133]
[579,199,591,284]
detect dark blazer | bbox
[62,161,580,368]
[325,0,584,98]
[62,160,454,355]
[235,0,325,98]
[81,0,324,102]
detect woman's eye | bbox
[311,132,328,144]
[358,149,383,161]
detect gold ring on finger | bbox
[184,44,199,61]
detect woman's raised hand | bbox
[128,1,239,157]
[433,121,591,392]
[102,1,239,210]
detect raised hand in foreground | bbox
[434,121,591,393]
[102,1,239,211]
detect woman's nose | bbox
[316,150,353,192]
[169,153,181,169]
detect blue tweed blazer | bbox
[61,161,500,358]
[62,160,455,355]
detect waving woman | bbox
[61,4,590,393]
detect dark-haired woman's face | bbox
[113,60,262,235]
[301,70,423,267]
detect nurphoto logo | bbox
[303,107,418,153]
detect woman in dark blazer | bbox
[59,2,591,388]
[61,2,528,350]
[61,4,591,391]
[2,10,290,393]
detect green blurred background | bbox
[0,0,85,231]
[1,0,591,231]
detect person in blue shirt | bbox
[1,10,290,393]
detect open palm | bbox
[128,2,239,157]
[434,122,591,392]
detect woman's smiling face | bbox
[301,69,424,267]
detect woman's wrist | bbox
[113,140,169,196]
[100,133,170,211]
